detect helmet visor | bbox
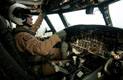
[13,7,31,18]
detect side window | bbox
[48,14,65,32]
[32,16,52,37]
[109,1,123,28]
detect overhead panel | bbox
[15,0,44,14]
[15,0,119,14]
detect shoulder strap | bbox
[13,28,36,36]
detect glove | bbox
[61,41,68,59]
[55,30,66,41]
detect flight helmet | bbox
[9,3,32,26]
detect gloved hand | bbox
[61,41,68,59]
[55,30,66,41]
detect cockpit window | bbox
[33,14,66,36]
[43,8,106,32]
[32,16,52,37]
[63,8,105,26]
[109,0,123,28]
[48,14,65,32]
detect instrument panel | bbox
[65,25,123,59]
[62,25,123,80]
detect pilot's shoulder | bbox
[14,32,31,40]
[23,34,32,41]
[18,32,32,41]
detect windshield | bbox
[63,8,105,26]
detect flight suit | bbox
[13,13,66,76]
[14,30,62,59]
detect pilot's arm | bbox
[15,32,61,56]
[30,13,44,33]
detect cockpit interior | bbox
[0,0,123,80]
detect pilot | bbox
[9,3,69,77]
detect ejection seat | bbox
[0,15,38,80]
